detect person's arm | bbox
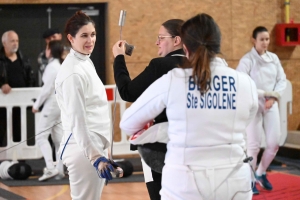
[236,56,251,75]
[246,76,259,125]
[0,65,5,88]
[24,58,35,87]
[263,56,287,109]
[113,56,160,102]
[33,64,56,110]
[62,74,104,165]
[273,55,287,98]
[0,65,11,94]
[237,56,265,98]
[120,72,171,135]
[112,40,163,102]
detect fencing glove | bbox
[93,157,123,185]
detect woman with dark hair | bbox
[120,13,258,199]
[112,19,184,200]
[55,11,115,200]
[236,26,286,195]
[32,40,64,181]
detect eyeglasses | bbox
[157,35,175,42]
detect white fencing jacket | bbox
[120,57,258,167]
[236,47,286,99]
[55,48,111,165]
[33,58,60,111]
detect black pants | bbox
[146,170,162,200]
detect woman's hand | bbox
[112,40,126,58]
[265,98,276,109]
[93,157,114,182]
[32,107,39,113]
[97,160,110,172]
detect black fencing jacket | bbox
[113,49,185,151]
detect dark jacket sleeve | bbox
[113,55,160,102]
[23,58,35,87]
[0,61,7,88]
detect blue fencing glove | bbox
[93,157,115,185]
[93,157,124,185]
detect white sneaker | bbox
[38,168,59,181]
[54,172,65,180]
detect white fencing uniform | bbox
[236,47,286,175]
[120,57,258,200]
[34,58,63,172]
[55,49,111,200]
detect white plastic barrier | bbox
[0,81,293,160]
[0,85,135,161]
[260,80,293,147]
[0,88,43,161]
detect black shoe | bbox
[257,174,273,190]
[252,182,260,195]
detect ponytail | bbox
[180,13,221,94]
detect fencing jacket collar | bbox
[70,48,90,61]
[251,47,272,63]
[166,48,185,57]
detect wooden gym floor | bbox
[1,150,300,200]
[0,181,149,200]
[0,154,150,200]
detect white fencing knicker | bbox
[161,161,252,200]
[59,131,108,200]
